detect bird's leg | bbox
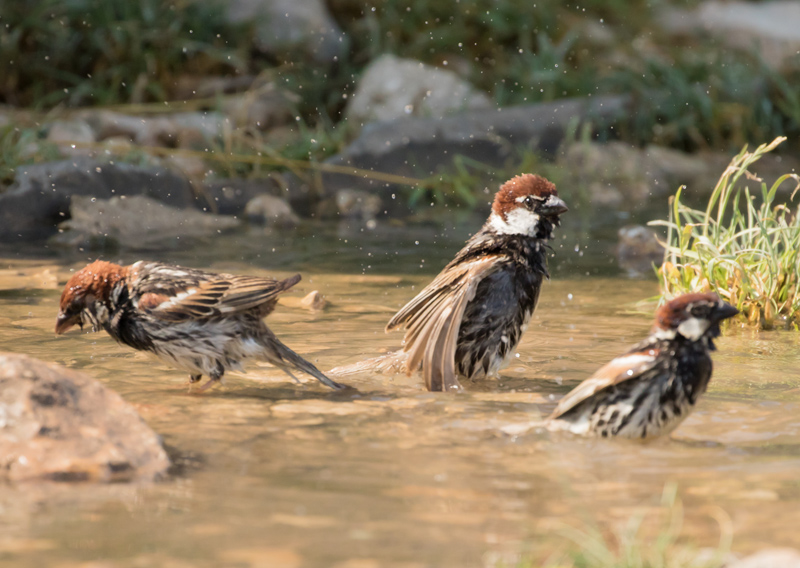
[197,370,223,392]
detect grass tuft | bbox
[498,483,731,568]
[650,136,800,328]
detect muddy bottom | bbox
[1,224,799,567]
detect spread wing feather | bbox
[548,348,660,419]
[134,262,301,321]
[387,256,501,391]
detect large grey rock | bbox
[728,548,800,568]
[0,159,198,242]
[659,1,800,71]
[225,0,345,63]
[323,95,630,197]
[345,54,493,127]
[54,194,240,250]
[0,352,169,483]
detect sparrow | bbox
[55,260,346,391]
[379,174,568,391]
[547,293,738,439]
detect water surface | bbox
[1,222,799,567]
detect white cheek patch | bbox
[677,317,710,340]
[487,209,540,236]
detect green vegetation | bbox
[501,484,731,568]
[496,483,733,568]
[2,0,800,156]
[0,125,60,185]
[0,0,245,107]
[651,137,800,328]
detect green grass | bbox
[0,125,61,186]
[502,484,731,568]
[0,0,246,107]
[650,137,800,328]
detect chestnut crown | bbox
[654,292,739,341]
[56,260,127,334]
[487,174,568,237]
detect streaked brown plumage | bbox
[56,260,346,391]
[331,174,567,392]
[547,293,738,439]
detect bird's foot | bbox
[197,377,221,391]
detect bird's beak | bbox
[713,302,740,323]
[539,195,569,216]
[55,312,80,335]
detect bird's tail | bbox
[261,335,348,390]
[327,350,408,378]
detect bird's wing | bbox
[387,256,502,391]
[548,347,661,419]
[132,263,300,321]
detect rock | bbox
[46,119,96,157]
[300,290,326,311]
[324,95,630,200]
[557,141,715,209]
[225,0,346,64]
[164,154,207,179]
[658,1,800,71]
[617,225,664,277]
[345,54,494,127]
[202,177,287,216]
[81,109,228,148]
[100,136,135,156]
[0,352,169,483]
[559,141,648,208]
[54,194,240,250]
[220,84,299,130]
[0,159,198,242]
[643,145,716,194]
[281,290,328,311]
[728,548,800,568]
[244,194,300,228]
[335,189,382,221]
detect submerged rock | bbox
[0,158,197,242]
[345,54,493,127]
[0,352,169,483]
[617,225,664,277]
[54,194,240,250]
[335,189,382,221]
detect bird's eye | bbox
[523,196,534,208]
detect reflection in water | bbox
[1,224,800,567]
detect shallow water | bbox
[2,221,800,567]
